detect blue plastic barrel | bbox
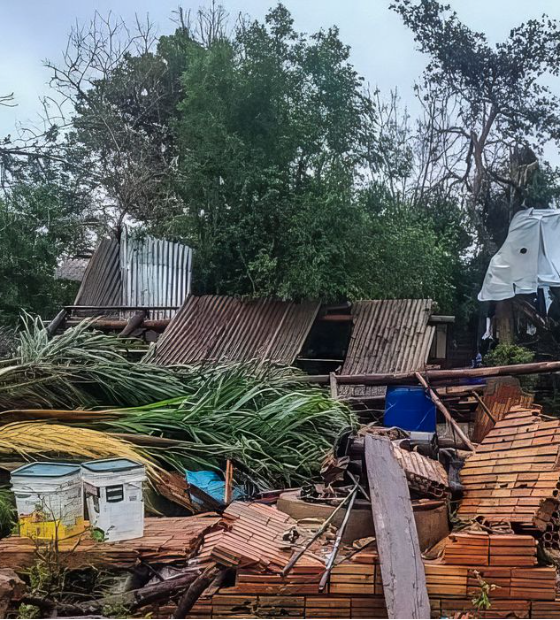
[384,385,436,432]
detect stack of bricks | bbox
[442,532,538,567]
[458,407,560,531]
[178,503,560,619]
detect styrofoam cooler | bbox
[81,458,146,542]
[10,462,84,540]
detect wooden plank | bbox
[364,434,430,619]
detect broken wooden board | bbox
[364,434,430,619]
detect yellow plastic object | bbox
[11,462,85,541]
[18,514,85,540]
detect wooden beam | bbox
[364,435,430,619]
[329,372,338,399]
[470,390,496,425]
[46,308,68,336]
[224,460,233,505]
[414,372,476,452]
[317,314,353,323]
[119,311,146,337]
[296,359,560,386]
[65,305,179,311]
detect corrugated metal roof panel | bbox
[339,299,435,398]
[74,238,121,307]
[121,234,193,319]
[154,295,320,366]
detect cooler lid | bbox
[11,462,81,478]
[81,458,143,473]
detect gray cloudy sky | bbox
[2,0,560,139]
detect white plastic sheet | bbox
[478,208,560,302]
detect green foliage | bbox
[0,316,213,409]
[0,182,84,325]
[0,487,16,538]
[2,319,357,488]
[2,3,479,321]
[485,344,536,391]
[157,5,375,301]
[484,344,535,367]
[470,570,498,612]
[17,604,41,619]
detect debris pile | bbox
[458,405,560,534]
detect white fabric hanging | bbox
[478,208,560,302]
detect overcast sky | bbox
[2,0,560,143]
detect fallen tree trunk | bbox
[296,359,560,387]
[43,569,201,616]
[174,566,222,619]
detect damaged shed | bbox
[153,296,449,392]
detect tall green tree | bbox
[41,3,474,313]
[160,5,375,299]
[392,0,560,243]
[0,177,87,323]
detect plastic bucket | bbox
[384,385,437,433]
[81,458,146,542]
[10,462,84,540]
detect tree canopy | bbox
[2,2,560,326]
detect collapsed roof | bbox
[153,296,437,390]
[153,295,321,366]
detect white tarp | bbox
[478,208,560,302]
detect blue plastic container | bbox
[384,385,436,432]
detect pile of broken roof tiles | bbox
[0,515,222,571]
[170,501,560,619]
[70,502,527,618]
[459,404,560,538]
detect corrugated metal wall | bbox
[74,232,192,318]
[153,295,320,366]
[339,299,435,398]
[121,234,193,319]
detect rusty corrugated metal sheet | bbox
[154,295,320,365]
[74,238,121,307]
[339,299,435,398]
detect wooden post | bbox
[364,434,430,619]
[119,310,146,337]
[46,308,68,336]
[415,372,476,452]
[329,372,338,399]
[495,299,515,344]
[224,460,233,505]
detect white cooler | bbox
[81,458,146,542]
